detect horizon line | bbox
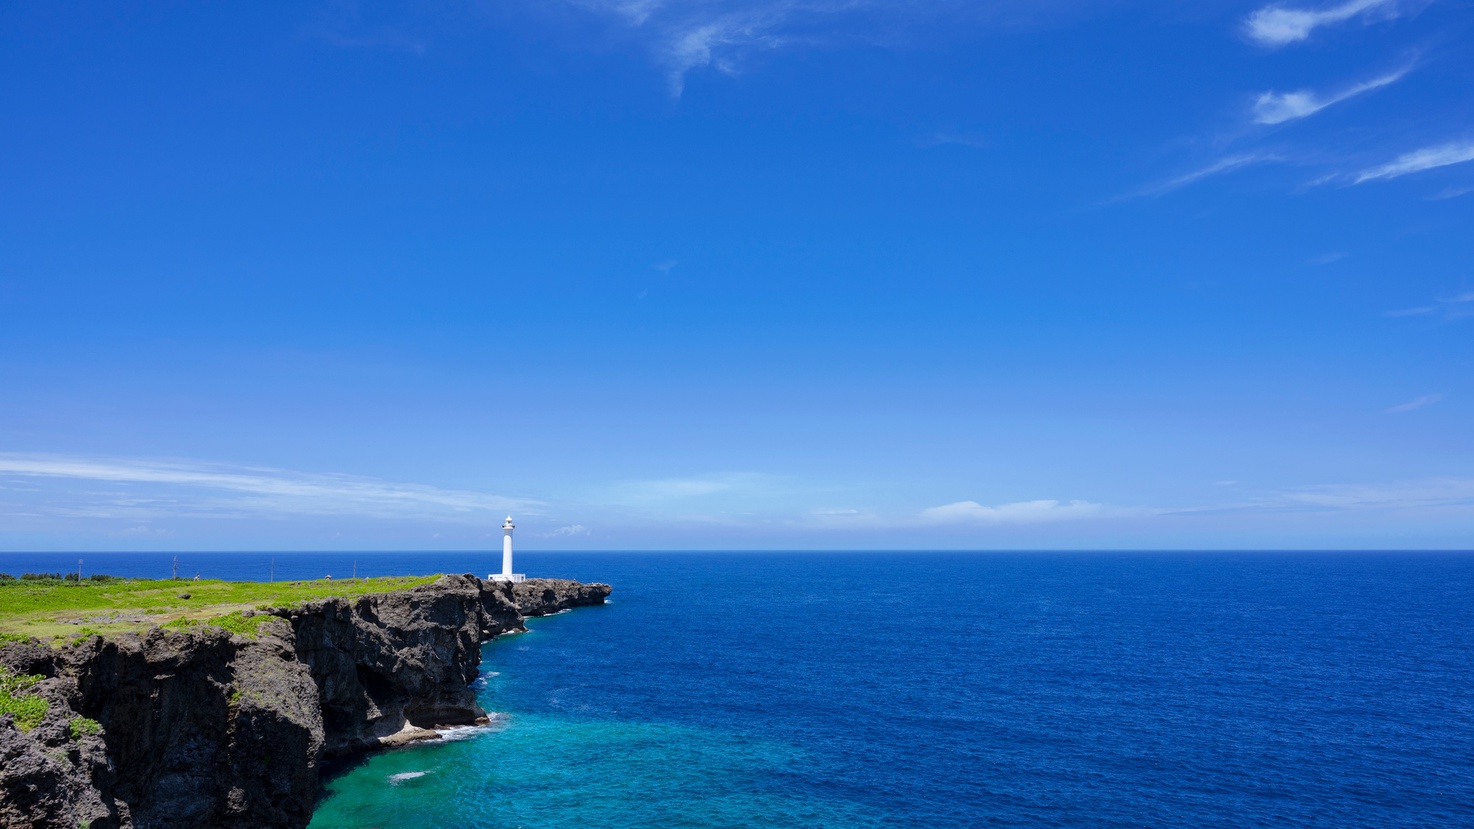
[3,548,1471,555]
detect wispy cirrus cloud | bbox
[1252,65,1410,125]
[1387,393,1444,413]
[563,0,859,95]
[1430,183,1474,200]
[920,499,1108,524]
[1354,141,1474,183]
[0,454,537,522]
[1124,153,1280,200]
[1275,477,1474,510]
[556,1,1128,96]
[1243,0,1403,47]
[1386,290,1474,320]
[917,131,991,150]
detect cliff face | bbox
[0,575,609,829]
[510,579,615,617]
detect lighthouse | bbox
[491,515,525,583]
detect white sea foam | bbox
[437,718,503,741]
[388,771,427,784]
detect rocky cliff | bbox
[0,575,609,829]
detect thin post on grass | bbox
[172,556,179,580]
[77,558,83,584]
[270,558,275,583]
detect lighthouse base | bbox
[489,573,526,583]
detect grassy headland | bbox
[0,573,440,642]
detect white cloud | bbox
[0,454,538,521]
[1252,66,1409,125]
[920,499,1106,524]
[1387,393,1444,413]
[117,525,175,537]
[1243,0,1400,47]
[1354,141,1474,183]
[549,524,592,536]
[562,1,828,95]
[1128,153,1278,199]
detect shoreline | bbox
[0,574,611,829]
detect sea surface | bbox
[4,551,1473,828]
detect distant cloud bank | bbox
[920,499,1106,524]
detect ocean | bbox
[4,551,1472,828]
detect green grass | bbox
[68,716,102,739]
[163,610,276,638]
[0,665,48,730]
[0,574,441,641]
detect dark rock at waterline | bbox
[512,578,615,617]
[0,576,610,829]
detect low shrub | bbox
[162,612,269,637]
[0,665,48,731]
[208,612,270,637]
[68,716,102,739]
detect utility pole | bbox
[352,560,357,581]
[77,558,83,583]
[172,557,179,580]
[270,558,275,583]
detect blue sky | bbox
[1,0,1472,551]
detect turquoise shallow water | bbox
[309,705,884,829]
[308,612,889,829]
[7,551,1472,827]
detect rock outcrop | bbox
[0,575,609,829]
[511,578,615,617]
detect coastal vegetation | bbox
[0,573,440,642]
[0,664,49,731]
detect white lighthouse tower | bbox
[491,515,524,583]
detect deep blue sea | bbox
[4,551,1472,828]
